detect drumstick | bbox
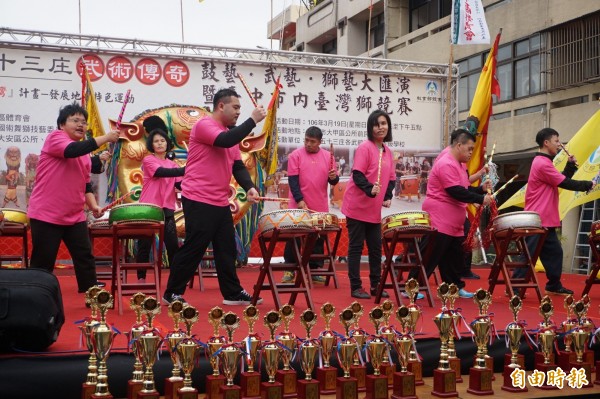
[256,196,289,203]
[106,89,132,161]
[330,143,334,171]
[183,141,189,151]
[492,175,518,199]
[236,73,258,108]
[559,143,579,167]
[487,142,496,165]
[376,147,383,186]
[100,188,140,213]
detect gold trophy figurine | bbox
[337,308,359,399]
[181,305,199,337]
[365,307,388,399]
[378,300,395,386]
[136,297,162,399]
[446,284,463,383]
[404,278,420,306]
[403,278,423,386]
[298,309,320,399]
[317,302,338,395]
[90,290,117,399]
[391,305,417,399]
[501,295,527,392]
[81,286,101,399]
[163,300,186,399]
[206,307,227,399]
[240,305,262,399]
[276,304,297,398]
[430,283,457,397]
[219,312,243,399]
[534,296,559,390]
[126,292,146,399]
[467,288,494,395]
[261,310,284,399]
[569,299,593,387]
[176,305,200,399]
[348,302,367,392]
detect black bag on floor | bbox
[0,268,65,351]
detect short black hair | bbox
[57,101,87,129]
[450,128,476,146]
[366,110,393,142]
[213,88,240,110]
[535,127,559,147]
[145,128,173,153]
[305,126,323,141]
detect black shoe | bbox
[351,288,371,299]
[371,289,389,298]
[461,271,480,280]
[545,286,573,295]
[162,293,188,305]
[223,290,263,305]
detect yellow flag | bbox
[499,109,600,211]
[83,71,106,150]
[259,78,281,186]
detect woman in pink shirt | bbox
[136,117,185,281]
[342,110,396,299]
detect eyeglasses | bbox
[68,118,88,126]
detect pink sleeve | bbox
[193,118,221,146]
[351,145,369,174]
[142,156,160,177]
[287,151,299,176]
[45,131,71,158]
[540,161,566,187]
[439,159,463,189]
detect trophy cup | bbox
[348,302,367,392]
[90,290,117,399]
[177,305,201,399]
[556,295,576,371]
[536,296,558,390]
[430,283,458,398]
[378,300,396,386]
[127,292,147,399]
[276,304,298,398]
[81,286,101,399]
[298,309,320,399]
[467,289,494,395]
[364,307,388,399]
[337,309,358,399]
[240,305,262,399]
[163,300,185,399]
[446,284,462,383]
[219,311,243,399]
[569,299,593,388]
[501,295,527,392]
[580,294,595,367]
[261,310,284,399]
[391,306,416,399]
[206,306,227,399]
[404,279,423,386]
[136,297,162,399]
[317,303,338,395]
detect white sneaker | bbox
[401,291,425,300]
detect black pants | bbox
[512,228,563,291]
[409,232,466,290]
[164,197,243,299]
[137,211,179,279]
[346,217,382,292]
[283,236,325,269]
[29,218,97,293]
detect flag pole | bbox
[443,44,454,146]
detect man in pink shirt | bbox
[281,126,339,283]
[512,128,594,295]
[162,88,266,306]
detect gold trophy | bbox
[446,284,462,383]
[348,302,367,392]
[536,296,558,390]
[90,290,117,399]
[467,289,494,395]
[176,305,200,399]
[81,286,101,399]
[127,292,146,399]
[337,308,358,399]
[219,311,243,399]
[163,300,185,399]
[391,306,416,399]
[403,278,423,386]
[298,309,320,399]
[136,297,162,399]
[261,310,284,399]
[378,300,395,386]
[430,283,457,398]
[317,302,338,395]
[501,295,527,392]
[206,306,227,399]
[240,305,261,399]
[557,295,577,371]
[364,307,388,399]
[569,299,593,388]
[579,294,595,367]
[276,304,297,398]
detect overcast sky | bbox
[0,0,299,50]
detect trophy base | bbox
[534,363,559,390]
[596,360,600,385]
[91,393,113,399]
[336,377,358,399]
[569,360,594,388]
[163,377,183,399]
[391,371,416,399]
[364,374,388,399]
[535,352,555,366]
[503,353,525,368]
[261,381,283,399]
[467,367,494,395]
[584,350,595,371]
[316,367,337,394]
[431,368,458,397]
[350,365,366,392]
[126,380,143,399]
[407,360,424,386]
[81,383,96,399]
[221,384,242,399]
[297,379,320,399]
[240,371,262,399]
[501,365,527,392]
[448,357,463,383]
[178,387,199,399]
[472,355,495,381]
[137,390,160,399]
[206,374,227,399]
[275,369,298,398]
[379,363,395,387]
[556,350,576,371]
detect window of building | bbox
[369,13,385,49]
[409,0,452,31]
[322,38,337,54]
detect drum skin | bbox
[492,211,542,239]
[1,208,28,225]
[310,212,340,231]
[381,211,431,238]
[258,209,314,238]
[108,203,164,225]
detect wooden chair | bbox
[0,222,29,268]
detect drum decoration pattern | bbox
[257,209,314,238]
[108,203,164,225]
[491,211,542,239]
[381,211,432,238]
[310,212,340,231]
[590,220,600,239]
[1,208,28,225]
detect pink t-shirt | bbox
[287,147,336,212]
[139,155,181,210]
[525,154,565,227]
[342,140,395,223]
[181,116,242,207]
[422,151,470,236]
[28,130,91,225]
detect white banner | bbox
[451,0,490,45]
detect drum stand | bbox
[487,227,545,301]
[582,233,600,296]
[0,222,29,268]
[189,247,216,291]
[111,222,164,315]
[88,224,113,282]
[304,227,342,288]
[251,227,317,310]
[376,228,436,307]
